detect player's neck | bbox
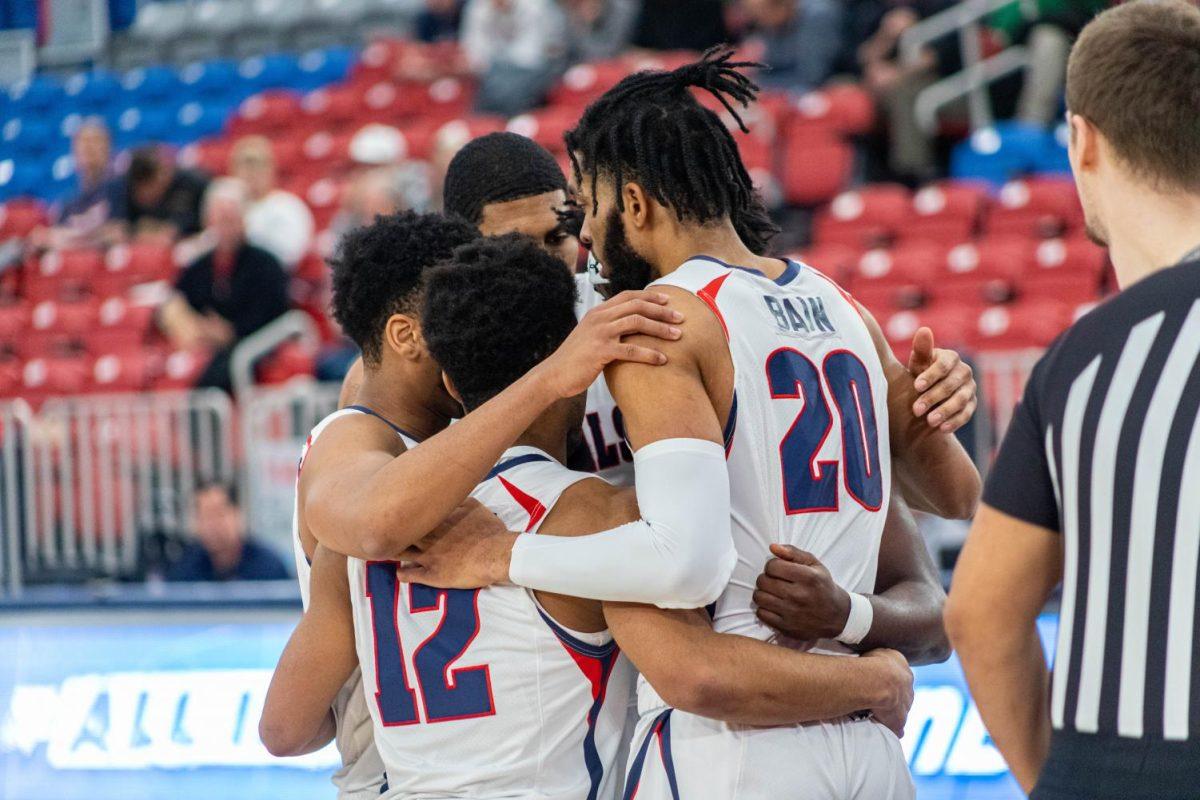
[511,404,572,464]
[1105,186,1200,289]
[655,218,782,279]
[355,366,451,442]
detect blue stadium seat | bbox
[0,159,49,201]
[178,58,244,103]
[950,121,1049,186]
[1033,123,1071,176]
[174,101,236,143]
[63,70,123,115]
[238,53,300,92]
[2,117,67,159]
[113,105,177,148]
[120,66,182,105]
[294,47,355,92]
[6,76,65,115]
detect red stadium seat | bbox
[795,243,860,282]
[301,85,361,128]
[988,177,1083,238]
[23,249,104,301]
[153,348,210,390]
[299,130,355,172]
[507,106,578,155]
[0,302,28,355]
[302,177,345,231]
[177,138,235,176]
[87,296,156,355]
[19,355,92,397]
[813,184,911,248]
[792,85,875,137]
[0,198,48,241]
[353,38,408,83]
[877,305,980,356]
[22,299,98,357]
[227,90,303,137]
[0,357,20,396]
[547,60,630,109]
[89,351,152,393]
[96,242,176,296]
[780,136,853,206]
[1029,236,1107,278]
[901,182,988,243]
[968,300,1073,349]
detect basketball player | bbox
[398,50,981,798]
[263,234,914,797]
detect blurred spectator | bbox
[166,482,288,582]
[27,120,114,252]
[990,0,1109,126]
[857,0,959,182]
[741,0,844,94]
[107,145,210,241]
[229,136,315,271]
[159,178,289,392]
[564,0,638,63]
[632,0,728,51]
[415,0,464,42]
[461,0,569,115]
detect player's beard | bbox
[597,207,656,299]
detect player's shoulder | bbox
[544,477,639,537]
[299,410,408,480]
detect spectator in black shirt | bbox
[166,482,288,582]
[159,178,290,392]
[108,145,210,241]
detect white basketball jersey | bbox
[348,446,635,799]
[654,257,892,652]
[576,274,635,486]
[293,407,409,800]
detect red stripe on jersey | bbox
[696,272,732,340]
[297,433,313,476]
[498,475,548,531]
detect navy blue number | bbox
[365,563,494,725]
[409,585,495,722]
[766,349,839,512]
[764,349,882,514]
[824,351,883,511]
[365,561,420,725]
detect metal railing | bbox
[974,348,1042,472]
[898,0,1031,134]
[0,390,234,592]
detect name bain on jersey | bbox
[763,294,837,336]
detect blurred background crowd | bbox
[0,0,1110,587]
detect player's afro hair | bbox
[565,45,762,225]
[422,233,578,412]
[443,132,569,225]
[329,211,478,365]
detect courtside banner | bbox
[0,608,1055,799]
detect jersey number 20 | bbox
[765,348,883,513]
[365,562,495,725]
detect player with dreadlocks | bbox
[398,47,983,799]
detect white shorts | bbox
[622,709,914,800]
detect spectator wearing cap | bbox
[158,178,289,392]
[166,482,288,582]
[107,145,210,242]
[229,136,315,271]
[460,0,569,115]
[741,0,844,95]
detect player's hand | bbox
[860,648,914,738]
[532,289,683,399]
[395,499,518,589]
[753,543,851,641]
[907,327,977,433]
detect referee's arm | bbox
[945,362,1062,794]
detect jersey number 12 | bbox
[365,562,495,725]
[765,348,883,513]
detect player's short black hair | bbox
[565,45,762,225]
[422,234,578,412]
[735,190,781,256]
[330,211,478,365]
[443,132,569,225]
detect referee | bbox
[945,2,1200,799]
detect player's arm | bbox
[398,289,737,609]
[945,505,1060,793]
[752,491,951,665]
[533,481,914,732]
[858,303,981,519]
[304,290,681,560]
[259,546,358,758]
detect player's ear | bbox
[623,181,650,229]
[383,313,421,361]
[441,372,463,405]
[1067,112,1101,174]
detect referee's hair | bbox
[442,132,568,225]
[1067,0,1200,192]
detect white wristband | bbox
[836,592,874,645]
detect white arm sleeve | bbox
[508,438,736,609]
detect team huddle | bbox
[259,48,983,800]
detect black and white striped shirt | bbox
[985,258,1200,745]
